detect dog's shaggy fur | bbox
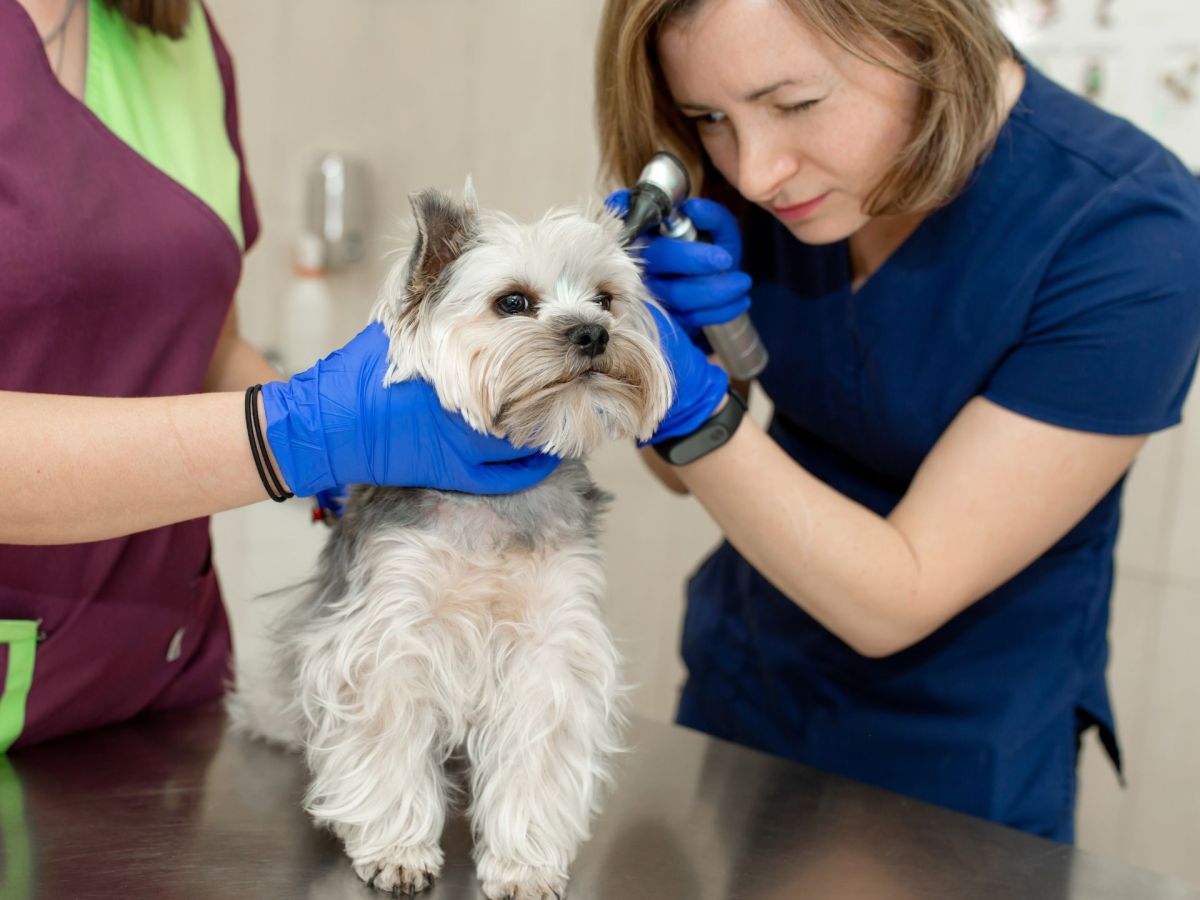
[230,184,671,899]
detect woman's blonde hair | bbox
[102,0,192,39]
[595,0,1013,216]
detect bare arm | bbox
[638,373,751,496]
[2,304,284,546]
[672,396,1144,657]
[639,445,689,495]
[202,302,281,392]
[0,389,283,545]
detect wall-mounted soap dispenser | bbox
[304,152,369,270]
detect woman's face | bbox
[658,0,922,245]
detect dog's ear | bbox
[463,175,480,213]
[405,189,476,301]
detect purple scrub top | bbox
[0,0,259,748]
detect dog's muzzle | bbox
[565,323,609,358]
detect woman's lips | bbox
[772,192,830,222]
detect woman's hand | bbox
[607,191,752,337]
[260,322,560,497]
[643,304,730,444]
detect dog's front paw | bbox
[476,851,568,900]
[352,843,443,896]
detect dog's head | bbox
[372,182,672,459]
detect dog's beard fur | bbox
[373,183,673,458]
[228,184,671,899]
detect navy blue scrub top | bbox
[678,60,1200,843]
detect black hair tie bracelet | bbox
[245,384,294,503]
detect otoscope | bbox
[618,151,769,381]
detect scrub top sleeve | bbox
[983,170,1200,435]
[203,4,261,253]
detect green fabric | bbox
[0,621,38,755]
[0,755,31,900]
[85,0,244,248]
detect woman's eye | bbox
[686,110,727,129]
[594,293,613,312]
[780,99,820,115]
[496,293,531,316]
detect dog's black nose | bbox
[566,323,609,358]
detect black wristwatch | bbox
[653,389,747,466]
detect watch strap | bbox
[653,389,747,466]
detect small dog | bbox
[231,183,672,899]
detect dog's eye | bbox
[496,293,531,316]
[594,292,612,312]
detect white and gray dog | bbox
[231,184,672,899]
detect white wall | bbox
[208,0,612,353]
[206,0,1200,886]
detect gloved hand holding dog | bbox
[261,322,560,498]
[607,190,743,444]
[263,190,751,493]
[643,304,730,444]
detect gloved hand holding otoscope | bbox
[616,151,768,381]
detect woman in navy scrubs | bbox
[596,0,1200,841]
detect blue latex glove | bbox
[261,322,560,497]
[606,190,752,337]
[643,303,730,445]
[312,486,348,523]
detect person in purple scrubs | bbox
[0,0,557,750]
[596,0,1200,842]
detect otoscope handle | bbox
[703,314,769,381]
[660,213,769,381]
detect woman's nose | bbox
[736,131,801,204]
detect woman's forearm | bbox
[638,445,690,494]
[203,334,281,393]
[674,395,1145,658]
[0,389,280,545]
[675,417,924,657]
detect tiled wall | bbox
[205,0,1199,886]
[1004,0,1200,170]
[1020,3,1200,880]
